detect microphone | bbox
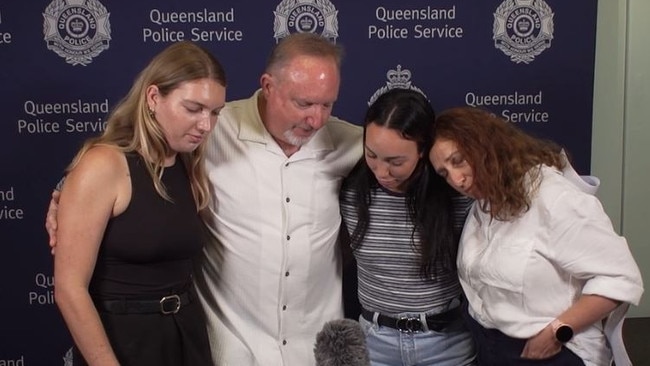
[314,318,370,366]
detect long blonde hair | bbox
[67,41,226,211]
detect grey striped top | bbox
[340,184,473,315]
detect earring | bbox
[148,108,155,118]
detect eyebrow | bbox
[183,99,225,112]
[295,96,336,106]
[432,151,453,173]
[364,145,406,161]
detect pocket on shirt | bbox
[311,175,343,232]
[478,239,535,294]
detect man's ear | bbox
[260,73,274,96]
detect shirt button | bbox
[282,305,287,311]
[286,235,290,241]
[282,340,287,345]
[285,271,290,277]
[285,197,290,203]
[285,163,289,167]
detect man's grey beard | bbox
[283,129,313,147]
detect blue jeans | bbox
[359,313,476,366]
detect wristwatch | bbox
[551,319,574,343]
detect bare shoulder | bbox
[62,145,130,214]
[68,145,128,184]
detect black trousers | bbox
[463,304,584,366]
[73,296,212,366]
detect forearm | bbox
[556,294,620,331]
[55,287,120,366]
[522,294,620,358]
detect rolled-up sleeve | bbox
[549,190,644,305]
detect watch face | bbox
[556,325,573,343]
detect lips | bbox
[462,185,478,199]
[188,134,203,144]
[378,179,396,187]
[293,127,314,137]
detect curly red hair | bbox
[433,106,566,220]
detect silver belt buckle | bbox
[160,294,181,314]
[396,316,423,333]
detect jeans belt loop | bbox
[160,294,181,314]
[419,313,430,332]
[372,311,380,324]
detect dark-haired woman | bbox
[340,89,476,366]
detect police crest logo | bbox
[273,0,338,42]
[368,65,427,106]
[493,0,554,64]
[43,0,111,66]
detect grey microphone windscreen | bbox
[314,318,370,366]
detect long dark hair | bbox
[346,88,457,277]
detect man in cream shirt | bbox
[195,34,362,365]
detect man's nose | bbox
[306,106,327,130]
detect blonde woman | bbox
[54,41,226,365]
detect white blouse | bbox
[459,163,643,366]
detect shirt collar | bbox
[237,89,335,155]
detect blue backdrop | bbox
[0,0,597,364]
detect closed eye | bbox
[211,107,223,117]
[452,158,463,166]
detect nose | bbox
[305,106,327,130]
[196,114,212,133]
[372,162,390,179]
[449,170,465,188]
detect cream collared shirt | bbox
[195,90,362,366]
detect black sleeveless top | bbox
[89,153,204,299]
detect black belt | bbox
[95,292,191,315]
[362,306,461,333]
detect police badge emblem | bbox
[368,65,427,106]
[43,0,111,66]
[493,0,554,64]
[273,0,338,42]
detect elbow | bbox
[54,285,72,309]
[53,280,88,311]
